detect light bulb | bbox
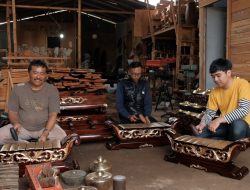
[59,33,64,39]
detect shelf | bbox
[154,26,175,36]
[142,26,175,40]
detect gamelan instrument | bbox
[60,94,107,114]
[0,134,80,176]
[57,115,113,141]
[164,128,250,180]
[0,164,19,189]
[58,94,112,142]
[105,120,171,150]
[162,89,208,135]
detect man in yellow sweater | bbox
[195,58,250,141]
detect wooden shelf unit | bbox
[141,0,199,90]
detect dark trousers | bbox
[197,119,250,141]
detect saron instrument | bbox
[0,133,79,164]
[105,120,171,150]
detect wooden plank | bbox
[231,53,250,65]
[199,0,219,7]
[232,72,250,81]
[231,31,250,45]
[227,0,232,59]
[231,18,250,28]
[231,43,250,54]
[146,0,156,59]
[0,102,6,111]
[232,63,250,70]
[78,0,81,68]
[134,9,151,37]
[199,7,206,90]
[11,0,17,55]
[2,56,65,60]
[232,0,250,13]
[232,7,250,22]
[5,71,11,111]
[230,14,250,45]
[231,21,250,35]
[0,86,7,101]
[229,0,250,64]
[6,0,11,56]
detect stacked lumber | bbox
[0,69,29,111]
[0,70,8,111]
[48,68,107,95]
[0,68,107,111]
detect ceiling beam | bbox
[0,4,135,15]
[84,0,124,11]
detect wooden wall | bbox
[228,0,250,81]
[134,9,156,37]
[199,0,250,88]
[17,21,76,67]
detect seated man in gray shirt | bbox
[0,60,66,145]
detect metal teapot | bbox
[85,171,112,190]
[89,156,112,173]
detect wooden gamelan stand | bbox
[164,127,250,180]
[0,133,80,177]
[58,94,113,142]
[105,120,171,150]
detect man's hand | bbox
[128,115,139,122]
[9,110,22,134]
[208,117,225,133]
[138,114,147,123]
[38,129,49,143]
[13,123,22,134]
[145,116,151,124]
[195,123,206,134]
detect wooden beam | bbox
[11,0,17,56]
[6,0,12,56]
[199,7,206,90]
[227,0,232,60]
[145,0,155,60]
[0,3,76,11]
[199,0,219,8]
[83,8,133,15]
[0,4,134,15]
[175,0,181,75]
[85,0,124,11]
[78,0,81,68]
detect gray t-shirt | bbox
[8,82,60,131]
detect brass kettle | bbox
[89,156,112,173]
[85,171,112,190]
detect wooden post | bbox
[199,7,206,90]
[146,0,155,60]
[226,0,231,60]
[78,0,82,68]
[6,0,12,56]
[174,0,182,90]
[11,0,17,56]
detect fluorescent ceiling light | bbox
[81,12,117,25]
[139,0,160,6]
[0,10,66,25]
